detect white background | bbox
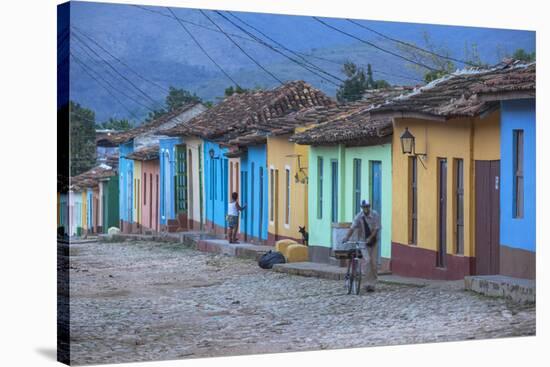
[0,0,547,366]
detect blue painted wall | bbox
[159,137,182,225]
[119,140,134,224]
[204,140,229,229]
[500,99,536,252]
[240,145,268,241]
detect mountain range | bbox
[63,1,536,123]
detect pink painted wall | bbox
[141,159,160,232]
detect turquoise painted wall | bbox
[308,146,341,249]
[308,143,392,259]
[343,144,392,259]
[159,137,183,225]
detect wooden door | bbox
[258,167,264,240]
[175,145,187,215]
[370,161,382,262]
[188,150,194,229]
[437,159,447,268]
[155,174,159,232]
[149,173,153,229]
[475,160,500,275]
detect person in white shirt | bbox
[342,200,381,292]
[227,192,246,243]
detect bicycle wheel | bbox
[346,260,354,295]
[352,259,362,295]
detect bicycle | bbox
[335,241,366,295]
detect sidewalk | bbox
[99,231,272,261]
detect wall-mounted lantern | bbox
[208,148,220,160]
[400,127,427,168]
[286,153,308,184]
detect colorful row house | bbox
[68,162,118,237]
[126,145,161,232]
[477,64,536,279]
[104,102,206,233]
[369,61,535,280]
[290,91,403,269]
[163,81,335,243]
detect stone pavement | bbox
[100,231,272,261]
[68,240,536,365]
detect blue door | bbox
[370,161,382,262]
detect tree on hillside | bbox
[337,62,390,103]
[70,101,96,176]
[511,48,536,62]
[96,118,134,131]
[145,86,205,123]
[224,85,249,97]
[397,31,488,83]
[165,86,202,111]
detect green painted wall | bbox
[343,144,392,259]
[308,143,392,259]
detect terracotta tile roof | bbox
[370,61,535,120]
[70,163,117,191]
[163,81,336,142]
[288,88,410,146]
[102,102,202,144]
[125,144,160,161]
[96,129,119,147]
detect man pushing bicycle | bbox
[342,200,380,292]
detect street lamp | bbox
[400,127,427,168]
[400,127,415,155]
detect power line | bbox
[166,7,240,87]
[71,38,159,111]
[132,5,258,45]
[70,50,158,114]
[225,11,344,84]
[71,25,170,93]
[70,53,142,120]
[200,9,284,85]
[218,12,340,87]
[312,17,440,72]
[346,19,477,67]
[134,4,422,85]
[71,31,165,110]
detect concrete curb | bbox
[464,275,535,304]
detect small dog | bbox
[298,226,309,246]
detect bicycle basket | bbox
[332,241,363,259]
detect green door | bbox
[175,145,187,215]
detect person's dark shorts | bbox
[227,215,238,228]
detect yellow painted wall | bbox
[81,191,87,231]
[133,160,142,225]
[392,111,500,258]
[266,134,309,241]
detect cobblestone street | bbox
[69,240,535,365]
